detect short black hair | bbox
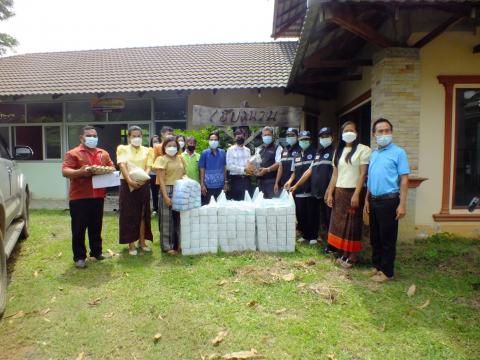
[372,118,393,132]
[208,131,219,140]
[161,126,174,135]
[80,125,96,136]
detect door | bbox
[0,137,15,227]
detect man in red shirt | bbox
[62,125,114,268]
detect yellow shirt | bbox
[116,145,154,179]
[153,155,186,186]
[335,143,371,188]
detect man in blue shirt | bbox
[365,118,410,282]
[199,131,227,205]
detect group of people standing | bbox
[62,118,409,283]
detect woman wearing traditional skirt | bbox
[152,136,186,255]
[117,126,154,256]
[326,121,371,268]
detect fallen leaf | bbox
[211,330,228,346]
[282,273,295,282]
[50,296,56,303]
[223,349,261,359]
[104,312,114,319]
[75,352,84,360]
[58,286,64,291]
[246,300,258,308]
[11,311,25,319]
[275,308,287,315]
[304,259,316,266]
[418,299,430,309]
[327,353,336,360]
[407,284,416,297]
[33,270,40,278]
[153,333,162,343]
[297,283,306,289]
[218,279,228,286]
[57,252,63,258]
[42,308,51,315]
[88,298,102,306]
[43,317,51,323]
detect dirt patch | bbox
[232,264,297,285]
[0,343,41,360]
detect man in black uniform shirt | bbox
[274,128,301,195]
[284,131,318,244]
[255,126,283,199]
[291,127,335,251]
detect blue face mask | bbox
[262,136,273,145]
[84,136,98,149]
[299,140,310,150]
[286,136,297,146]
[209,140,219,149]
[376,134,393,147]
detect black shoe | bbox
[75,259,87,268]
[323,246,336,254]
[92,254,108,260]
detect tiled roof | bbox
[0,42,298,96]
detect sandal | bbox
[335,255,347,265]
[341,258,355,269]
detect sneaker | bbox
[128,249,138,256]
[297,237,306,243]
[335,256,347,265]
[309,239,318,245]
[341,258,355,269]
[75,259,87,269]
[371,271,391,283]
[141,245,152,252]
[362,268,379,277]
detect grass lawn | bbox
[0,210,479,360]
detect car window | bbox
[0,133,11,159]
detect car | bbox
[0,135,33,317]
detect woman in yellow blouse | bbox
[117,126,154,255]
[152,135,186,254]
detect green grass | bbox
[0,210,479,360]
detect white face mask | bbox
[376,134,393,147]
[165,147,178,156]
[342,132,357,144]
[319,137,332,148]
[130,137,142,147]
[178,141,185,149]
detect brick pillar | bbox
[371,48,421,241]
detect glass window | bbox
[0,127,10,154]
[155,98,186,120]
[120,124,151,147]
[0,103,25,124]
[454,88,480,207]
[67,125,84,150]
[155,121,186,136]
[15,126,42,160]
[66,101,106,122]
[27,103,62,123]
[108,99,151,122]
[44,126,61,159]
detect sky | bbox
[1,0,281,55]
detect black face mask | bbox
[187,145,195,152]
[236,137,245,145]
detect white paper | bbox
[92,171,121,189]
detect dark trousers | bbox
[294,195,318,240]
[149,174,159,212]
[201,187,223,205]
[370,197,400,278]
[228,175,252,201]
[258,177,277,199]
[69,198,104,261]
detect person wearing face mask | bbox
[117,126,154,256]
[290,127,336,250]
[226,128,254,201]
[153,126,174,160]
[255,126,283,199]
[62,125,115,268]
[152,136,186,254]
[274,128,301,195]
[284,131,318,244]
[326,121,371,269]
[176,134,186,154]
[199,132,227,205]
[149,135,160,215]
[181,136,200,183]
[364,118,410,282]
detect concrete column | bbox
[371,47,421,241]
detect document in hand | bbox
[92,171,121,189]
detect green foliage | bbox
[175,125,234,152]
[0,0,17,54]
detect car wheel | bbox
[0,231,7,318]
[19,191,29,240]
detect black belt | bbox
[230,175,248,178]
[370,192,399,201]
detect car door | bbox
[0,138,15,227]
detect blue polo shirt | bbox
[367,143,410,196]
[199,148,226,189]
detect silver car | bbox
[0,135,32,317]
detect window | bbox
[27,103,62,123]
[454,88,480,207]
[0,103,25,124]
[155,98,186,120]
[108,99,151,122]
[155,121,186,135]
[66,101,106,122]
[0,127,10,154]
[44,126,61,159]
[15,126,43,160]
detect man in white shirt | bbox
[226,129,253,200]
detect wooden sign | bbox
[193,105,302,127]
[91,98,125,112]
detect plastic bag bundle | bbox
[172,178,201,211]
[181,197,218,255]
[127,162,151,191]
[256,190,296,252]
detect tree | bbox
[0,0,17,54]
